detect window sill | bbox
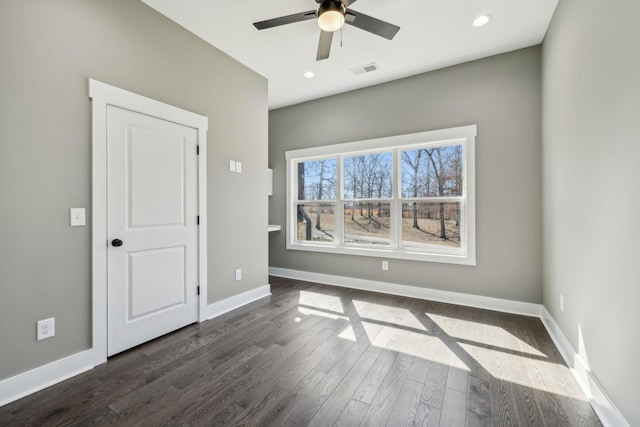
[286,242,475,266]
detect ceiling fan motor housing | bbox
[318,0,346,32]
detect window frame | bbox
[285,125,476,265]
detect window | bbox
[286,125,476,265]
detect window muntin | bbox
[286,126,476,265]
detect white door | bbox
[107,105,199,356]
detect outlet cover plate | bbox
[37,317,55,341]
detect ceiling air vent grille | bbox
[351,63,378,75]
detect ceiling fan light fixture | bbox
[318,1,345,32]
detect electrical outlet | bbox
[229,160,236,172]
[37,317,55,341]
[235,269,242,281]
[560,294,564,312]
[381,260,389,271]
[235,161,242,173]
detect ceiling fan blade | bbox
[345,10,400,40]
[316,30,334,61]
[253,10,316,30]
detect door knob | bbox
[112,239,123,247]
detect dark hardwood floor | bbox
[0,277,601,426]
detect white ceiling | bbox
[141,0,558,109]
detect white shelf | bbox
[268,224,281,232]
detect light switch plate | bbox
[70,208,86,226]
[229,160,236,172]
[235,161,242,173]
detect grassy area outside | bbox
[296,205,460,248]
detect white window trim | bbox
[285,125,476,265]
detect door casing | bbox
[89,79,208,365]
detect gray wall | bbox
[542,1,640,424]
[0,0,268,380]
[269,47,542,303]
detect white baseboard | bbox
[0,349,95,407]
[269,267,540,317]
[269,266,629,427]
[539,308,629,427]
[202,284,271,320]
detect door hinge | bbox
[197,215,200,225]
[196,145,200,155]
[197,285,200,295]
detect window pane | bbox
[295,204,335,243]
[343,152,392,199]
[344,202,391,246]
[297,159,336,200]
[402,202,461,248]
[401,145,463,198]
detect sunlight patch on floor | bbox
[429,313,546,357]
[461,342,586,400]
[363,321,469,370]
[298,306,348,320]
[353,300,428,331]
[338,324,357,342]
[351,300,398,323]
[299,290,345,314]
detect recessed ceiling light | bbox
[473,14,492,28]
[303,71,315,79]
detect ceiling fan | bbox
[253,0,400,61]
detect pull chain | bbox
[340,25,343,48]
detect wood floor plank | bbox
[306,348,378,426]
[360,352,413,426]
[466,409,491,427]
[259,369,327,427]
[353,349,398,404]
[467,376,491,418]
[282,337,372,426]
[407,357,432,384]
[421,361,449,409]
[440,388,467,427]
[384,378,424,427]
[497,314,546,427]
[414,402,442,427]
[0,277,602,427]
[334,398,371,427]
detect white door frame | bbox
[89,79,208,365]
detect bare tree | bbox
[314,160,334,230]
[402,150,426,228]
[344,158,359,220]
[426,148,446,239]
[296,163,311,240]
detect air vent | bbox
[351,63,378,75]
